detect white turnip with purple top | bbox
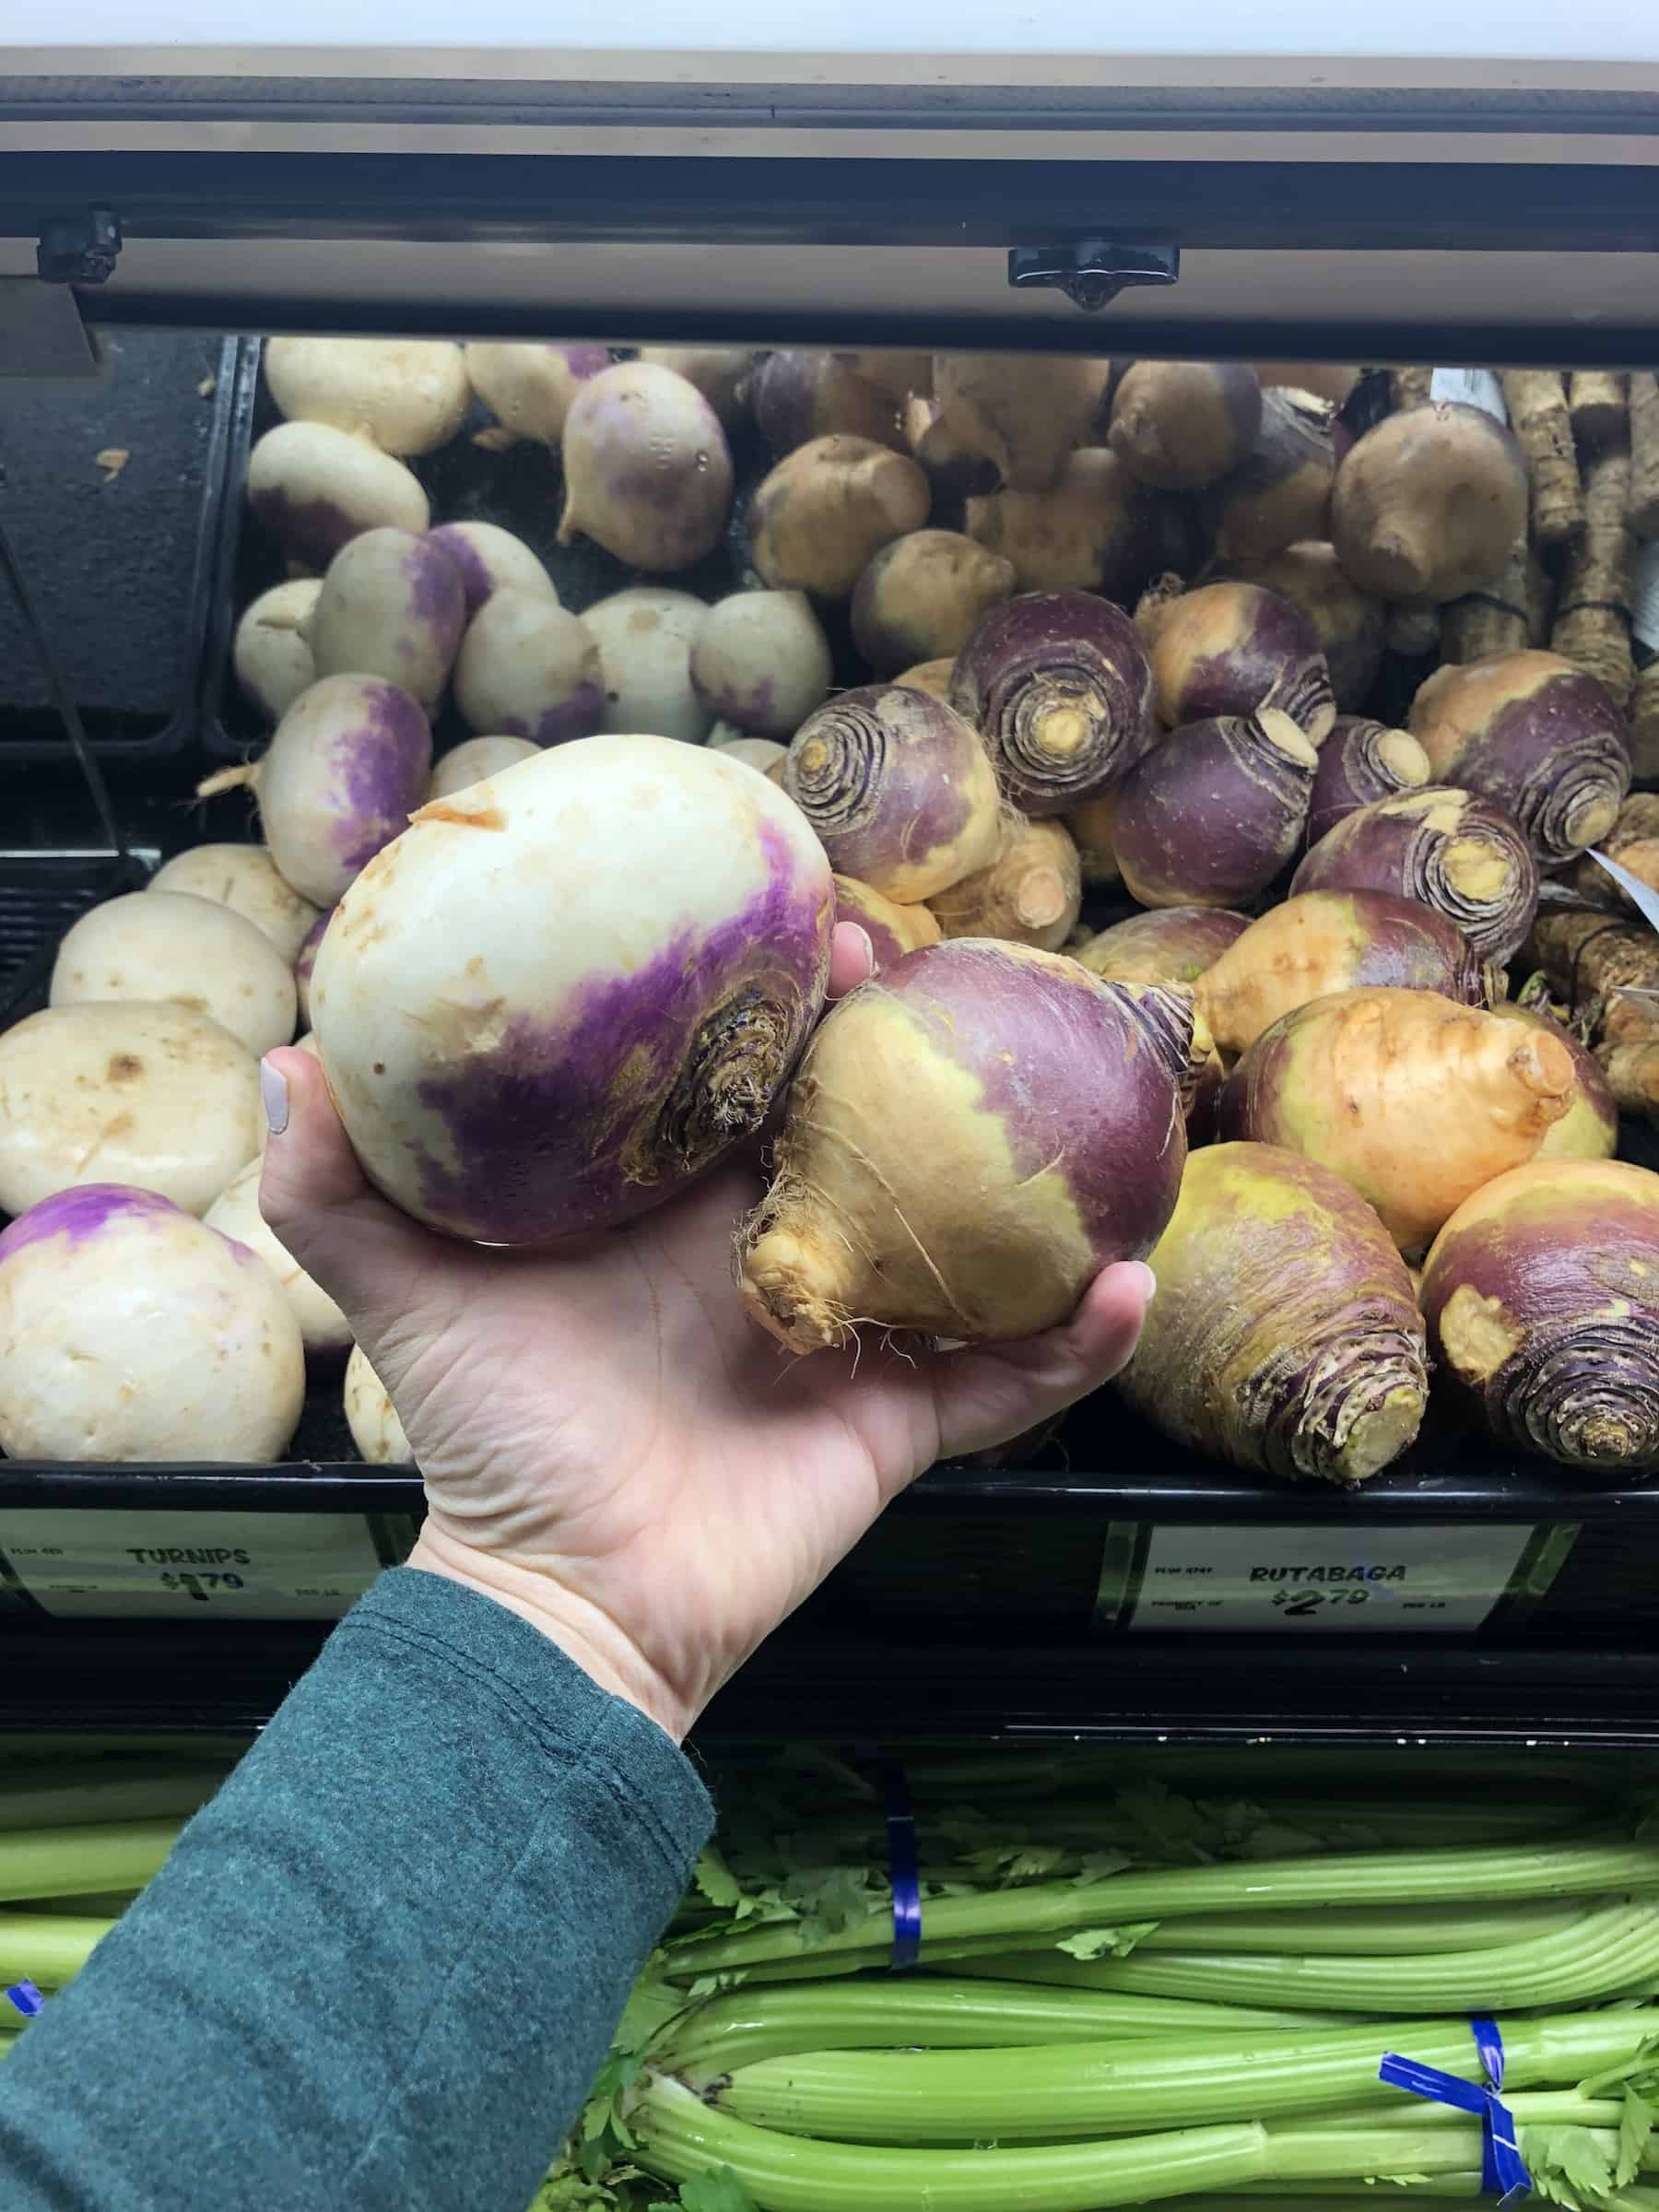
[306,527,465,712]
[453,591,604,747]
[426,522,559,614]
[559,361,734,571]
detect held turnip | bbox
[1116,1142,1428,1485]
[1407,649,1632,862]
[832,875,941,971]
[1217,987,1577,1254]
[344,1344,412,1465]
[307,527,465,712]
[1422,1159,1659,1473]
[1221,542,1385,712]
[934,353,1112,492]
[581,588,712,745]
[265,337,470,457]
[1194,889,1500,1056]
[712,735,789,778]
[233,581,321,724]
[1075,906,1250,988]
[964,449,1169,598]
[1306,717,1432,848]
[453,591,604,746]
[1204,388,1335,565]
[636,347,756,430]
[293,911,330,1027]
[51,892,297,1057]
[850,531,1017,676]
[428,736,538,800]
[245,422,429,568]
[1332,403,1529,603]
[0,1005,262,1218]
[738,943,1189,1348]
[205,1159,351,1359]
[949,592,1157,817]
[1114,708,1318,909]
[750,352,905,458]
[463,342,610,445]
[1488,1002,1618,1162]
[925,817,1082,951]
[310,737,833,1243]
[559,362,733,571]
[783,686,1005,904]
[0,1185,305,1463]
[203,674,431,908]
[748,436,930,600]
[426,522,559,614]
[1143,582,1336,743]
[1109,361,1263,492]
[689,591,832,738]
[1292,785,1540,965]
[147,844,321,962]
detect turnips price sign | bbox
[0,1509,392,1619]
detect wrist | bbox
[405,1526,694,1743]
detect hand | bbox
[259,925,1153,1741]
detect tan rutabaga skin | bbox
[748,436,930,600]
[831,876,942,971]
[933,353,1112,492]
[925,818,1082,951]
[1115,1141,1429,1485]
[1331,402,1529,604]
[1290,784,1539,965]
[1218,987,1578,1256]
[1074,905,1250,987]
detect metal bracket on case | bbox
[36,206,122,286]
[1008,238,1180,314]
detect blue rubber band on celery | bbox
[1380,2015,1531,2206]
[880,1759,922,1973]
[5,1982,43,2019]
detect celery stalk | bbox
[0,1763,226,1832]
[0,1818,180,1901]
[1136,1900,1592,1956]
[0,1913,115,1988]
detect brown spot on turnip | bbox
[106,1054,144,1083]
[417,800,508,832]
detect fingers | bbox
[924,1261,1156,1465]
[828,923,875,1000]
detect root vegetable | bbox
[1385,601,1442,658]
[832,875,942,970]
[949,592,1156,817]
[1552,444,1637,708]
[1500,371,1583,546]
[581,587,712,745]
[293,912,329,1027]
[232,581,321,723]
[1635,663,1659,782]
[850,530,1016,675]
[1259,363,1362,406]
[310,737,832,1242]
[1528,908,1659,1121]
[748,435,929,599]
[203,674,431,907]
[1306,716,1432,847]
[1203,389,1335,565]
[429,735,537,799]
[964,448,1170,598]
[737,943,1190,1348]
[147,844,321,962]
[1219,542,1384,713]
[712,735,788,778]
[559,361,733,571]
[51,892,297,1057]
[1564,791,1659,913]
[751,352,905,458]
[1142,582,1336,742]
[264,336,469,457]
[1108,361,1262,492]
[0,1186,304,1463]
[1407,648,1631,861]
[894,659,955,700]
[0,1003,261,1219]
[1571,370,1628,448]
[1074,906,1249,988]
[1441,534,1534,665]
[1065,792,1122,888]
[689,591,832,737]
[934,353,1112,492]
[245,422,429,568]
[906,398,1002,512]
[205,1159,351,1359]
[307,527,464,712]
[636,347,755,430]
[1332,403,1528,603]
[1216,987,1577,1254]
[1390,367,1434,411]
[453,590,604,746]
[1114,708,1318,909]
[783,685,1003,903]
[1487,1002,1618,1162]
[925,818,1081,951]
[1422,1158,1659,1473]
[1115,1142,1428,1485]
[838,353,933,402]
[462,342,609,445]
[1194,889,1500,1056]
[1630,372,1659,536]
[344,1344,411,1464]
[425,522,558,615]
[1292,786,1539,964]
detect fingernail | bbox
[1131,1262,1157,1304]
[260,1057,289,1137]
[852,925,875,974]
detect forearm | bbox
[0,1568,712,2212]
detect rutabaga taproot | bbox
[748,435,930,600]
[1074,906,1251,987]
[1194,890,1499,1056]
[1143,582,1336,743]
[51,891,298,1058]
[264,336,469,456]
[306,527,465,712]
[463,341,610,445]
[1113,709,1318,909]
[344,1344,411,1464]
[147,844,321,962]
[925,818,1082,951]
[311,736,832,1242]
[1488,1002,1618,1160]
[427,735,537,800]
[850,530,1017,676]
[690,591,833,738]
[1305,717,1432,847]
[0,1004,262,1218]
[425,521,559,614]
[831,875,942,971]
[231,581,320,724]
[580,587,712,745]
[950,592,1157,817]
[1292,785,1539,964]
[1108,361,1263,492]
[1407,648,1632,861]
[559,361,734,571]
[244,421,429,567]
[205,1159,351,1359]
[737,943,1189,1349]
[933,353,1112,492]
[1115,1142,1427,1484]
[1422,1159,1659,1473]
[783,685,1004,904]
[0,1185,304,1462]
[1216,989,1577,1255]
[1332,402,1529,603]
[453,590,604,746]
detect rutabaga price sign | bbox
[0,1509,390,1620]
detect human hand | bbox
[260,925,1153,1742]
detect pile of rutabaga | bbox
[6,344,1659,1480]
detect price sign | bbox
[0,1509,395,1620]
